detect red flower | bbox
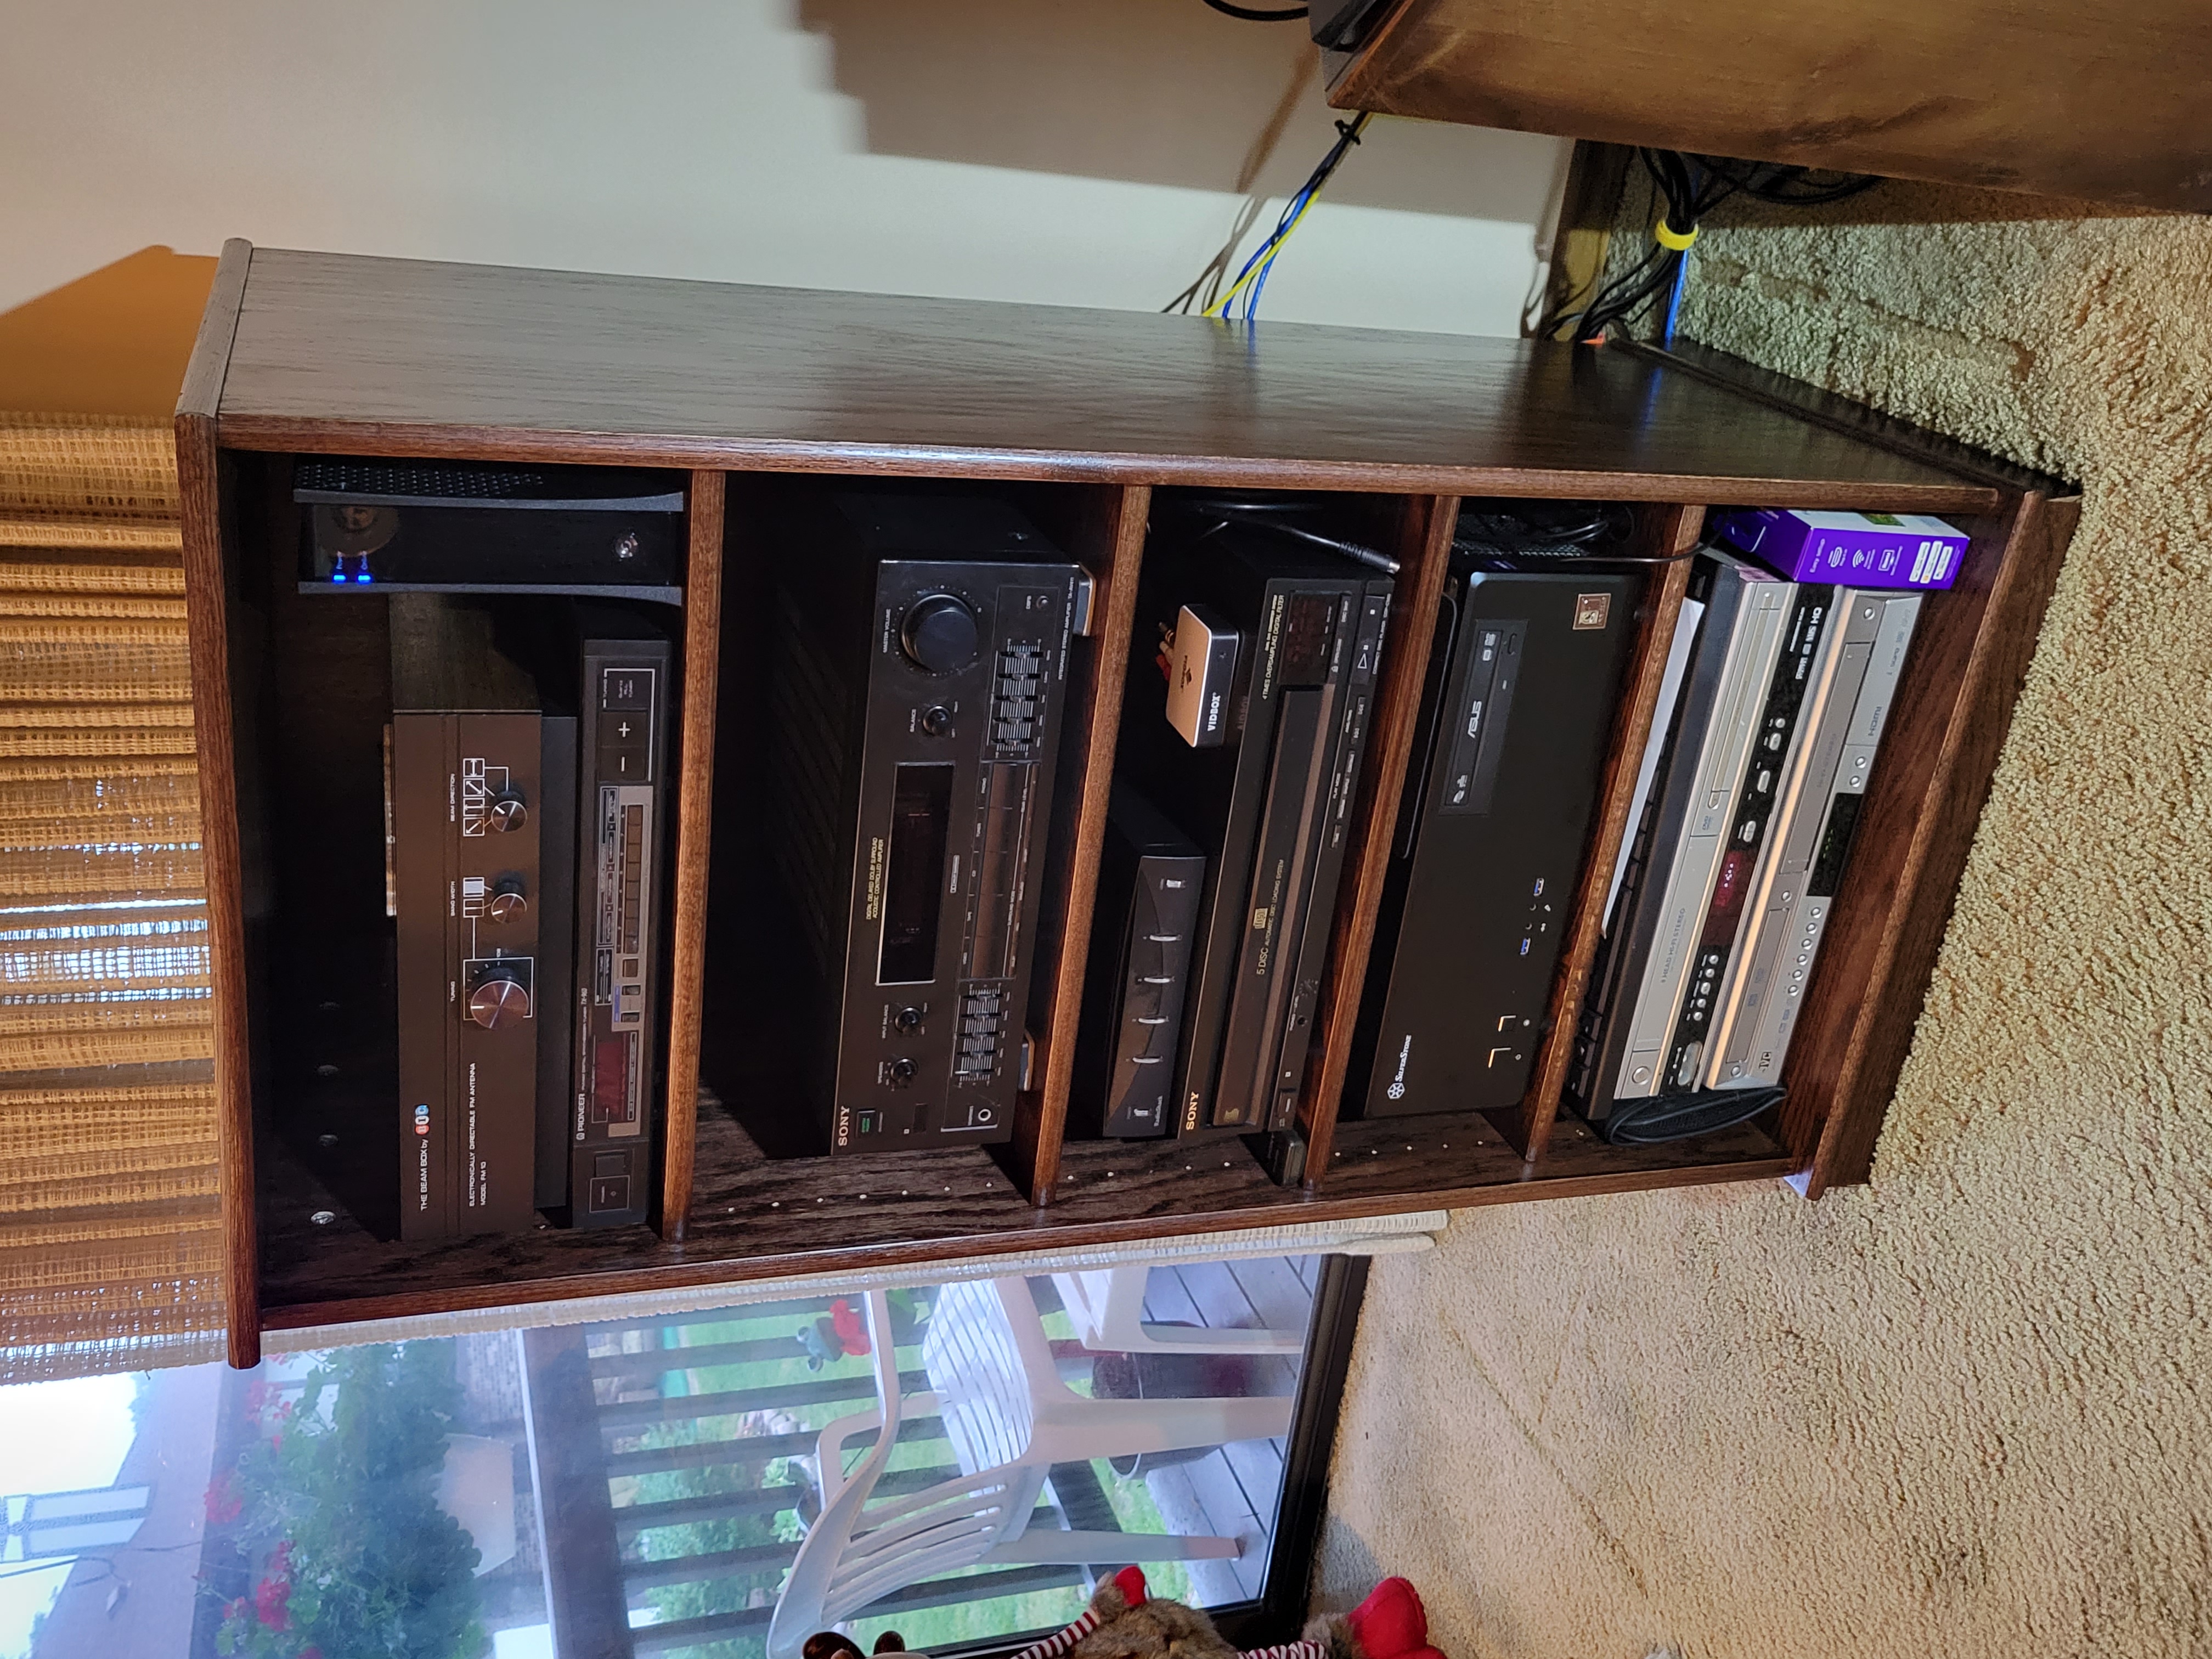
[203,1474,242,1525]
[254,1573,291,1630]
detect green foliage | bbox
[215,1345,486,1659]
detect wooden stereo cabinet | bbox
[1320,0,2212,212]
[179,242,2075,1366]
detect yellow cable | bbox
[1206,112,1374,320]
[1206,188,1324,319]
[1655,219,1699,252]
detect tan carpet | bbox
[1317,184,2212,1657]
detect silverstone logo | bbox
[1386,1034,1412,1100]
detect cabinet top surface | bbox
[209,246,1993,507]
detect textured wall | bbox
[1320,187,2212,1658]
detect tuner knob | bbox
[467,970,532,1029]
[889,1057,918,1085]
[899,595,980,676]
[894,1006,924,1033]
[487,789,528,832]
[921,704,953,737]
[486,874,528,923]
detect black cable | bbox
[1202,0,1309,19]
[1175,495,1400,573]
[1697,155,1882,204]
[1595,1085,1786,1146]
[1544,149,1880,345]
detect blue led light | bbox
[355,572,373,583]
[329,572,344,583]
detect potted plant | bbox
[214,1343,487,1659]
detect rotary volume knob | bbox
[899,594,980,676]
[467,969,532,1029]
[486,788,528,832]
[485,873,528,922]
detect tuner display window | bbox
[879,763,954,985]
[591,1029,638,1126]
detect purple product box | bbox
[1712,509,1970,591]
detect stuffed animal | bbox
[798,1297,876,1371]
[804,1566,1444,1659]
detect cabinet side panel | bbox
[659,469,726,1238]
[1006,484,1150,1204]
[1782,492,2075,1191]
[177,240,255,1366]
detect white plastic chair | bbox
[1049,1267,1308,1357]
[764,1290,1250,1659]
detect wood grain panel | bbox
[1623,339,2066,499]
[1329,0,2212,211]
[1780,492,2075,1192]
[1005,485,1150,1206]
[176,240,256,1368]
[1295,494,1458,1184]
[255,1083,1797,1331]
[1511,507,1699,1159]
[179,240,252,422]
[657,469,726,1239]
[208,249,1997,512]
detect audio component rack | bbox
[178,242,2074,1364]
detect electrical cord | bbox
[1594,1085,1786,1146]
[1543,151,1880,346]
[1202,0,1310,19]
[1204,112,1372,321]
[1175,494,1401,573]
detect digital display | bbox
[879,763,954,984]
[1699,848,1756,949]
[591,1030,636,1125]
[1279,593,1340,686]
[1809,792,1865,896]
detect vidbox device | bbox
[1350,561,1641,1119]
[1711,508,1968,592]
[761,489,1090,1155]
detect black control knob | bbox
[486,874,528,923]
[899,595,980,676]
[920,704,953,737]
[487,789,528,833]
[888,1057,918,1084]
[467,969,531,1029]
[894,1006,924,1033]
